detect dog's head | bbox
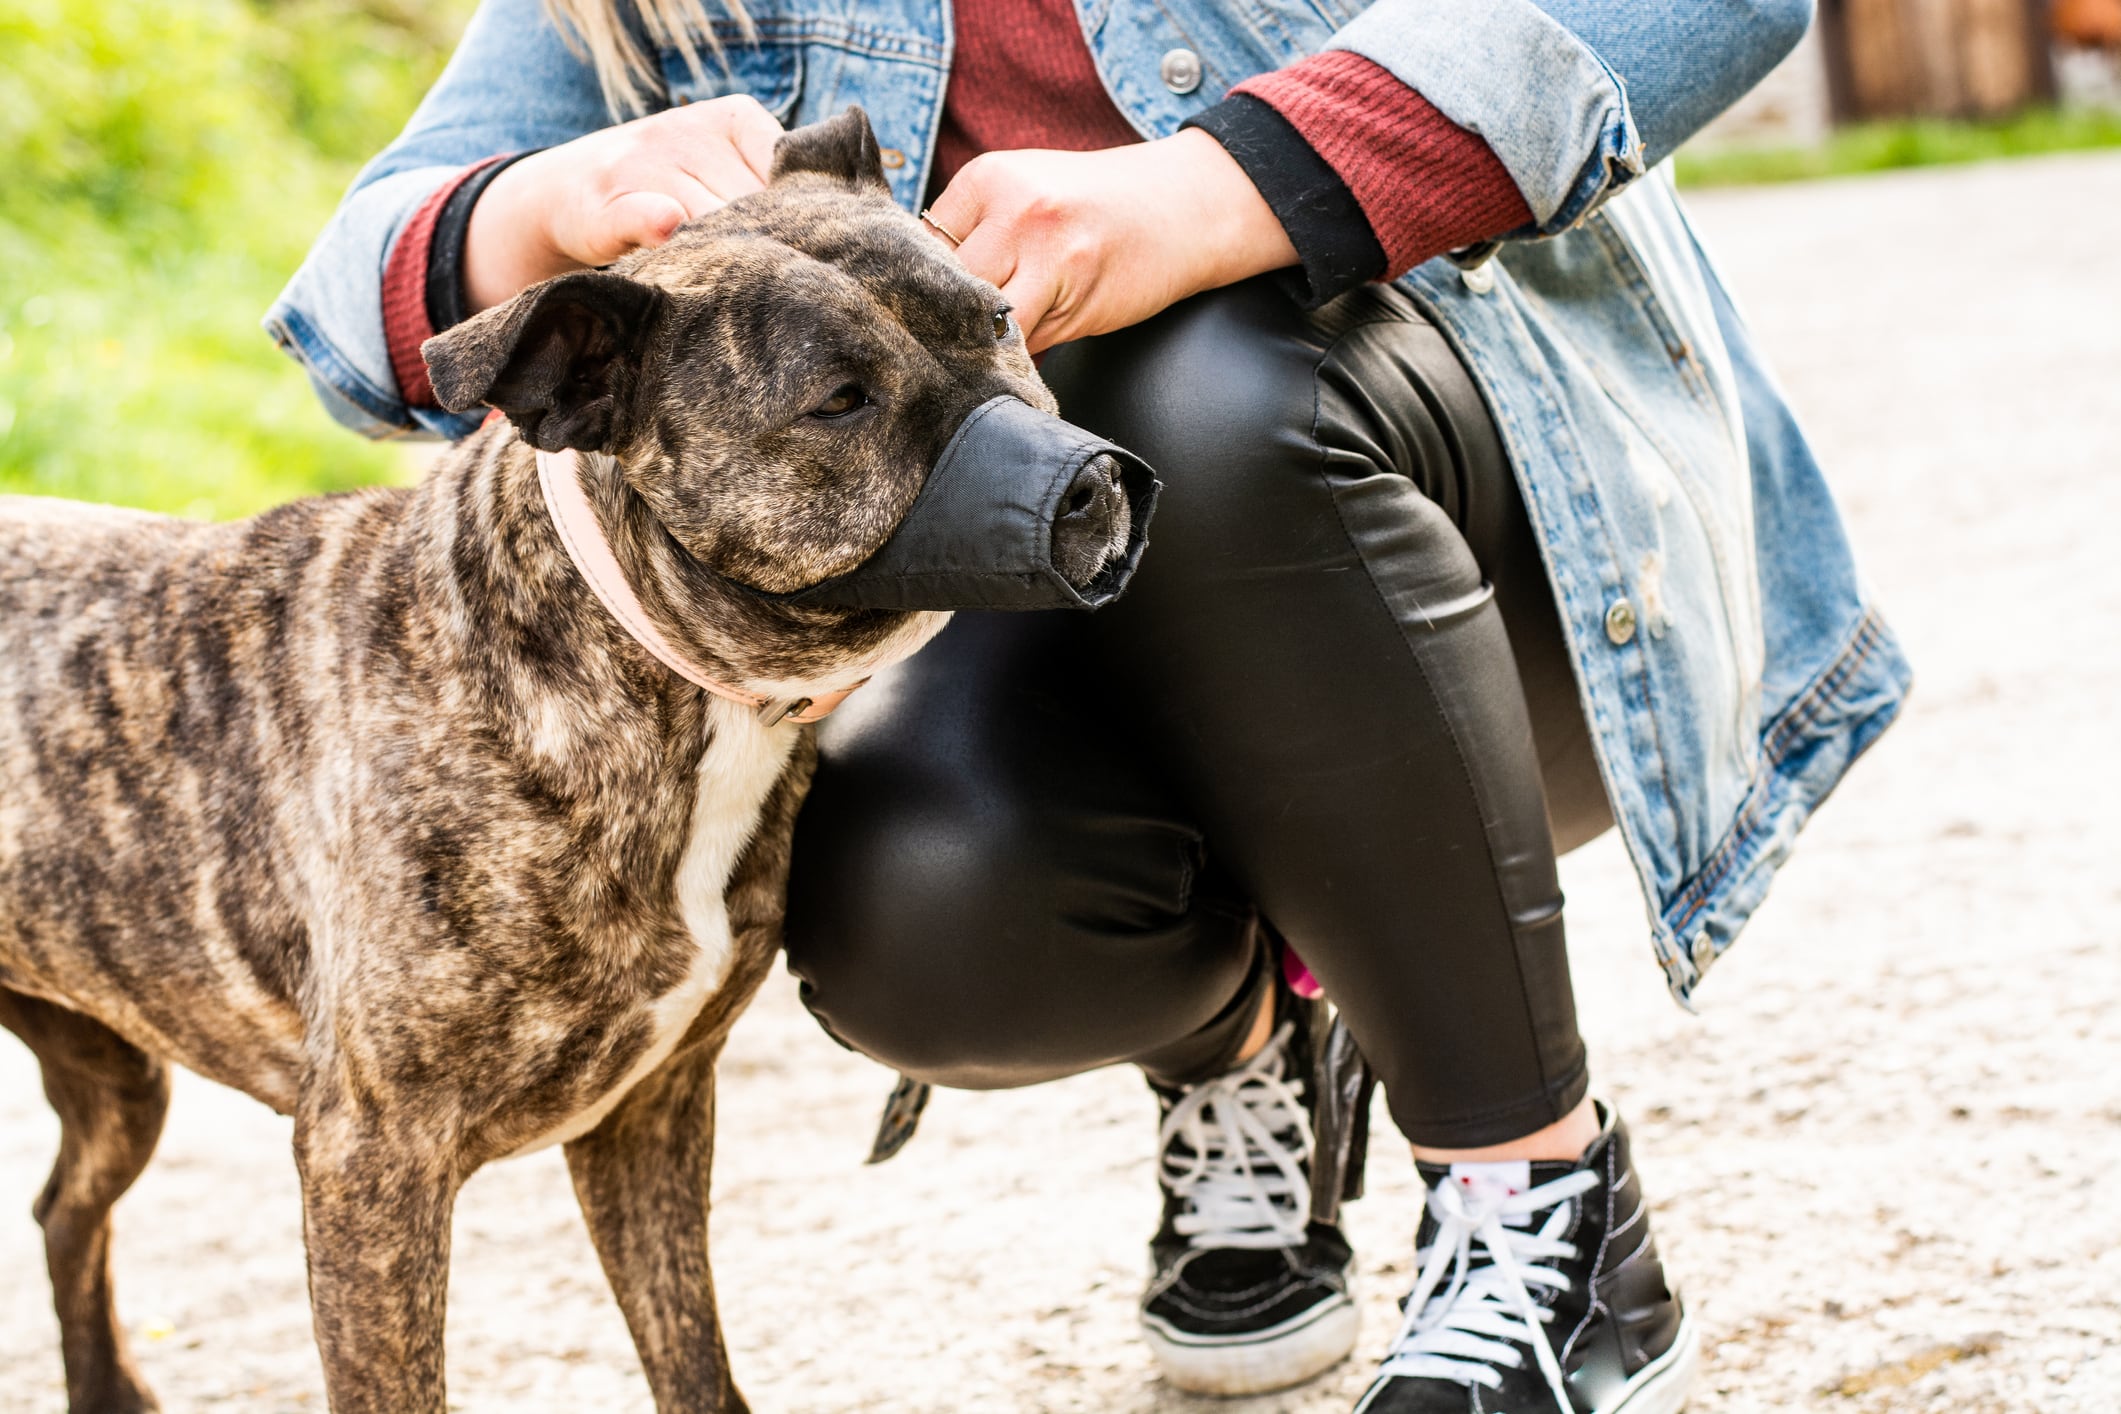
[423,110,1153,692]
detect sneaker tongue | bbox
[1445,1160,1534,1226]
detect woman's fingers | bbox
[576,98,777,266]
[662,164,734,221]
[947,214,1012,290]
[663,95,781,198]
[930,152,1083,348]
[1001,269,1062,351]
[930,192,1062,348]
[723,97,787,183]
[666,138,765,206]
[592,190,692,260]
[571,98,785,264]
[916,137,1299,353]
[923,177,987,262]
[954,210,1061,351]
[464,96,790,312]
[926,152,1028,266]
[963,225,1064,352]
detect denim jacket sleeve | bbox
[262,0,617,439]
[1325,0,1814,232]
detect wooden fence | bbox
[1819,0,2060,119]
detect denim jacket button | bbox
[1604,598,1637,645]
[1160,48,1203,95]
[1461,263,1496,296]
[1690,934,1716,971]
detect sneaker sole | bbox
[1142,1295,1360,1397]
[1607,1302,1701,1414]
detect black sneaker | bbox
[1140,1014,1360,1395]
[1354,1104,1697,1414]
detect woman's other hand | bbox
[924,130,1298,353]
[463,95,784,312]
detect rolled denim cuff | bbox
[264,163,474,440]
[1325,0,1645,231]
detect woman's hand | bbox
[464,95,785,312]
[924,129,1298,353]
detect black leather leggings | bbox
[784,277,1609,1148]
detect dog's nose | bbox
[1049,453,1132,591]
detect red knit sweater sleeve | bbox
[380,157,512,410]
[1233,52,1532,277]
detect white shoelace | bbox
[1158,1021,1314,1250]
[1375,1165,1602,1411]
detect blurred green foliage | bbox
[1678,105,2121,187]
[0,0,472,517]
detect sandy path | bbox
[5,151,2119,1413]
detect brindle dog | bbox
[0,110,1112,1413]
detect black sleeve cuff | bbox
[424,151,540,334]
[1183,94,1384,309]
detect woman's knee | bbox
[785,805,1256,1089]
[784,805,1045,1086]
[783,695,1257,1089]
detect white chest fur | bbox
[507,699,798,1156]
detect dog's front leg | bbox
[294,1107,460,1414]
[565,1042,746,1413]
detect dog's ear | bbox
[770,106,889,194]
[421,270,662,453]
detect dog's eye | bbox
[992,309,1013,341]
[812,384,868,419]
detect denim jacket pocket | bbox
[661,32,804,121]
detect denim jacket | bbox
[266,0,1911,1002]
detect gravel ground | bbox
[5,152,2119,1413]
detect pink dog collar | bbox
[535,447,860,726]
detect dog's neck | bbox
[535,446,852,723]
[390,424,801,1001]
[400,422,916,767]
[398,424,720,774]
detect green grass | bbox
[0,0,470,519]
[1677,104,2121,187]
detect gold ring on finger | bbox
[919,209,963,247]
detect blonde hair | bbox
[542,0,755,118]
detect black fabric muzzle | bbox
[777,396,1159,612]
